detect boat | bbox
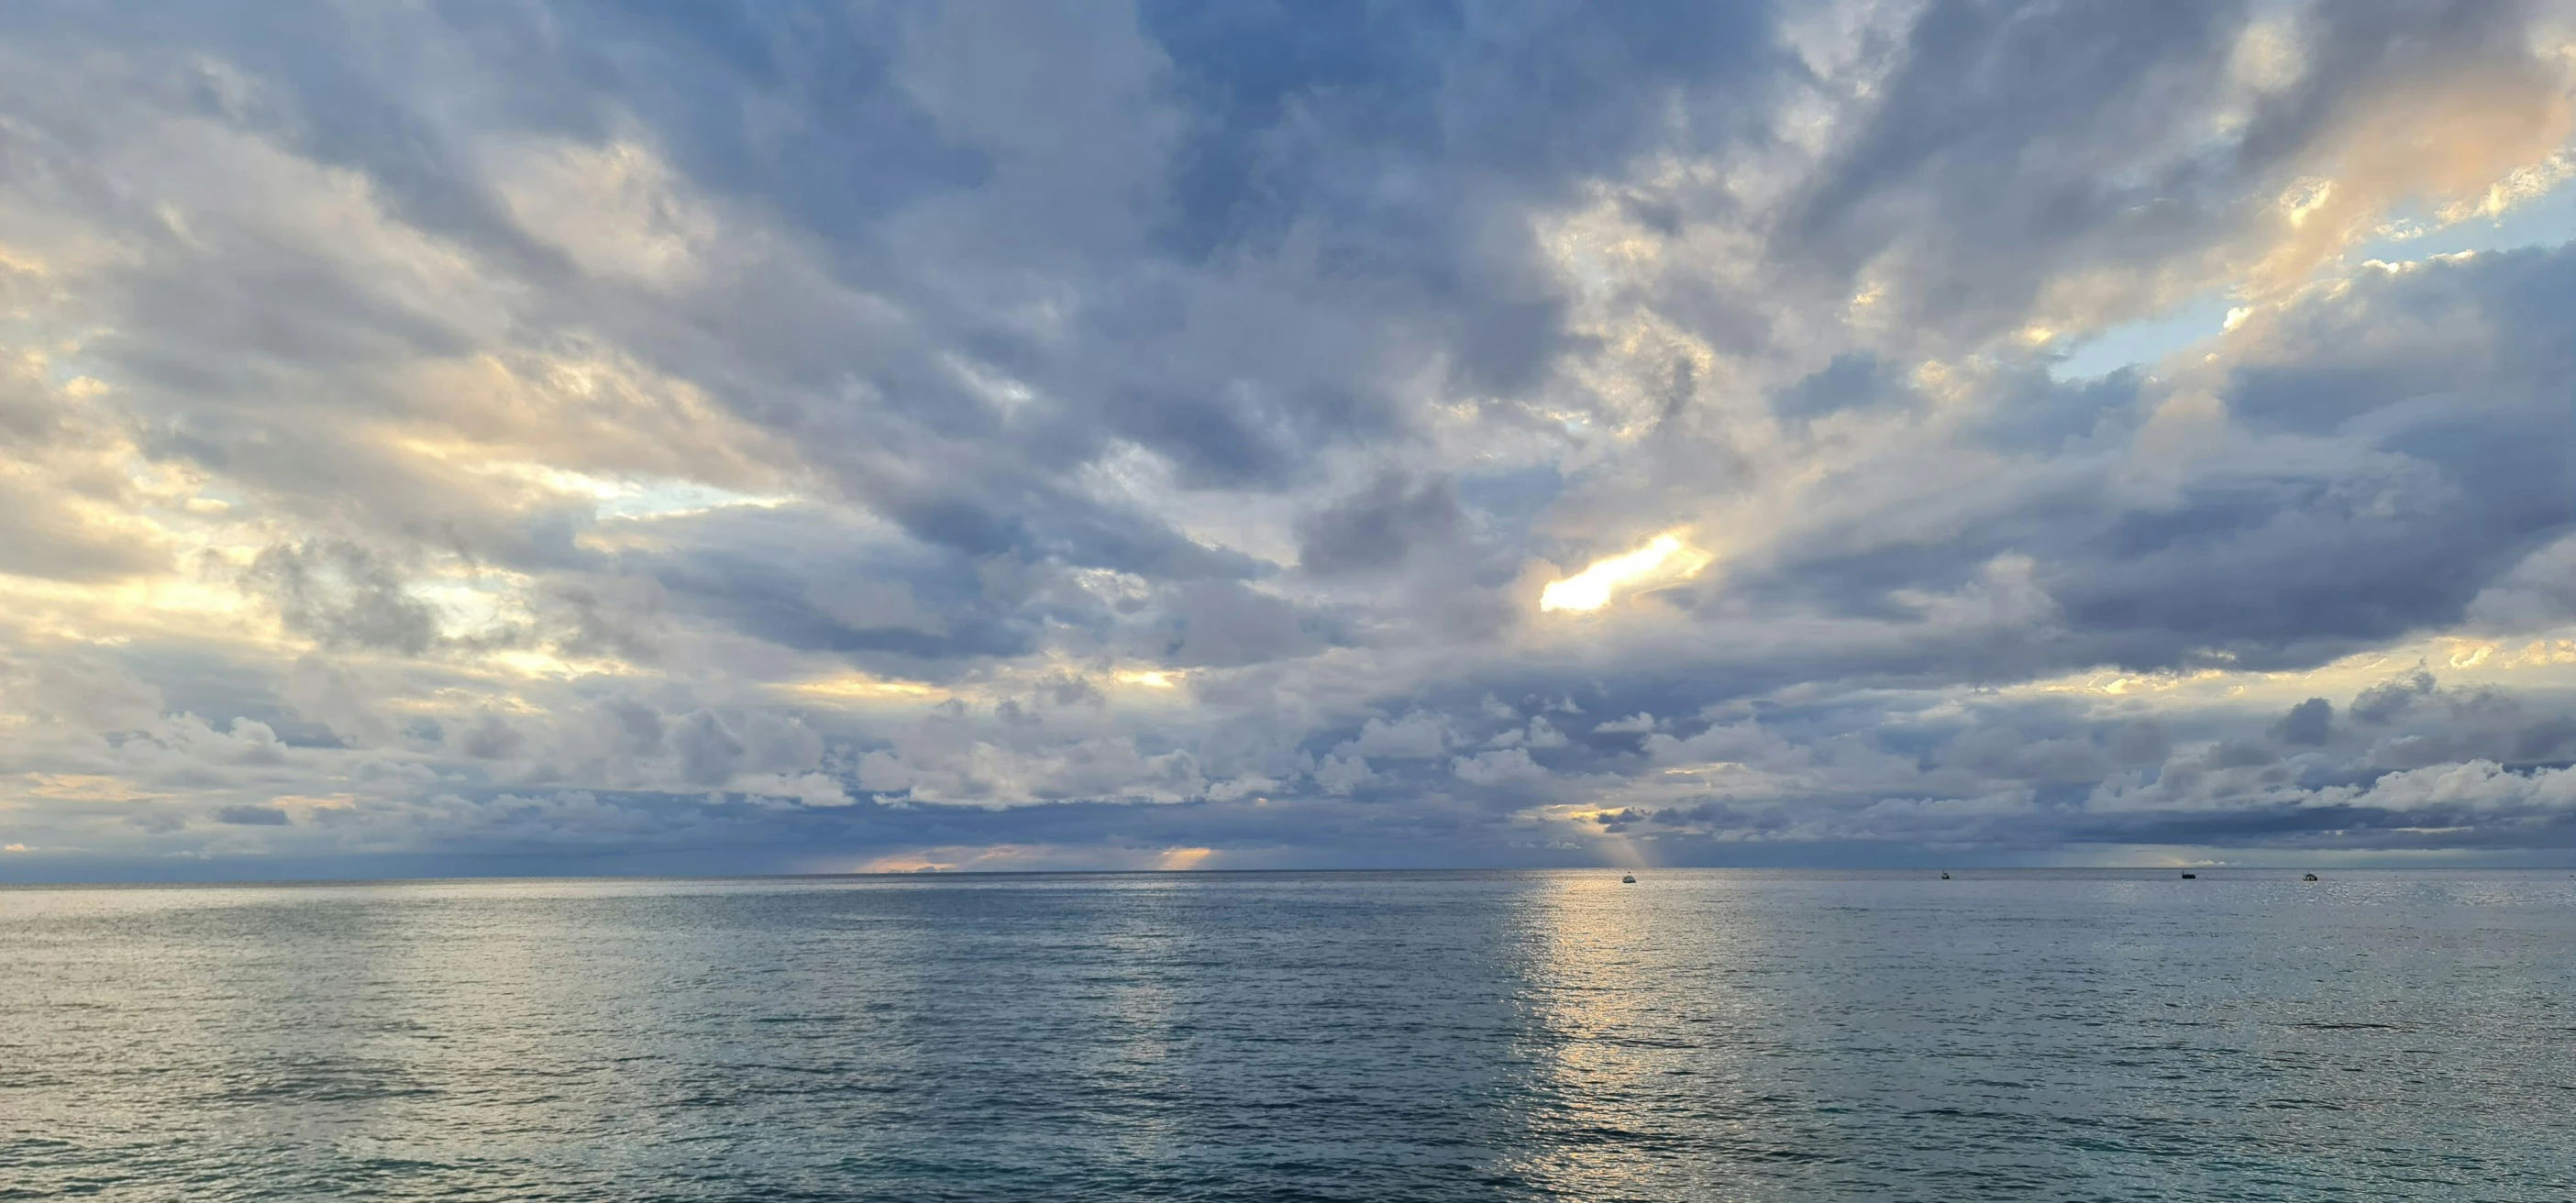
[1940,872,1951,879]
[2303,873,2319,882]
[1620,874,1637,884]
[2180,872,2196,879]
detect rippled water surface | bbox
[6,869,2575,1200]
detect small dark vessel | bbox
[1940,872,1951,879]
[2303,873,2319,882]
[2180,872,2196,879]
[1620,874,1637,884]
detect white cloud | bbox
[1453,747,1546,786]
[1351,712,1450,759]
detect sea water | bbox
[5,869,2572,1200]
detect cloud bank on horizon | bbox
[8,0,2576,877]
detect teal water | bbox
[5,869,2573,1200]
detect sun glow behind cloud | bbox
[1539,533,1711,612]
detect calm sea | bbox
[5,869,2573,1200]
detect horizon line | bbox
[8,864,2574,889]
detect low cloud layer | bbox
[7,1,2576,877]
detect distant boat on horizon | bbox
[2181,872,2196,879]
[1940,871,1951,879]
[1620,873,1637,884]
[2304,873,2319,881]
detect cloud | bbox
[1297,472,1471,577]
[1595,713,1659,735]
[242,540,454,655]
[5,1,2576,877]
[1350,712,1450,760]
[212,804,290,826]
[1453,747,1546,787]
[2352,668,2438,724]
[2272,698,2334,746]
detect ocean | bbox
[5,868,2572,1200]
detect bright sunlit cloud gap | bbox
[1539,532,1711,612]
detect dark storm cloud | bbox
[2065,250,2576,663]
[2272,698,2334,746]
[1771,354,1907,424]
[1128,0,1796,424]
[242,540,450,656]
[2351,668,2438,723]
[645,524,1037,666]
[1692,246,2576,686]
[212,804,290,826]
[1297,473,1470,577]
[1782,0,2247,327]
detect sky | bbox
[7,1,2576,880]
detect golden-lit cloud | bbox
[1539,533,1711,612]
[785,674,947,703]
[2247,75,2575,297]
